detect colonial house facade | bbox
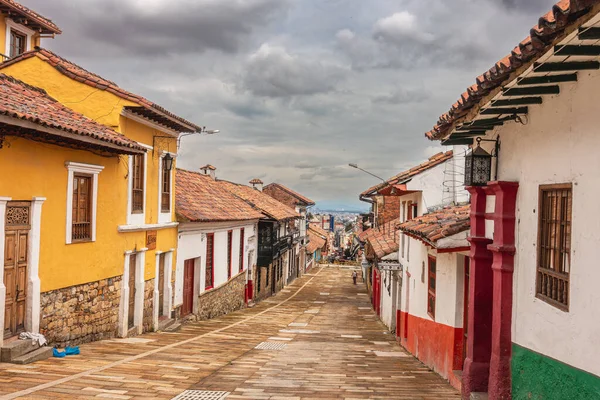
[174,168,262,321]
[263,183,315,280]
[397,205,470,390]
[424,1,600,398]
[0,73,146,359]
[0,42,201,349]
[220,179,299,302]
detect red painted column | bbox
[487,181,519,400]
[462,186,494,400]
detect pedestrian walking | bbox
[352,270,357,285]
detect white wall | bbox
[175,220,257,307]
[484,68,600,376]
[406,161,450,212]
[399,238,464,328]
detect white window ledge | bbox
[118,222,179,233]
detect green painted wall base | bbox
[512,343,600,400]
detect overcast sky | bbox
[27,0,553,210]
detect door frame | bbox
[119,248,146,337]
[153,249,174,330]
[0,197,44,348]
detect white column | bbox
[118,251,132,337]
[0,197,11,347]
[165,249,174,317]
[26,197,45,334]
[153,252,161,331]
[135,249,147,334]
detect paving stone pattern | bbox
[0,266,459,399]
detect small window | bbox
[239,228,245,273]
[72,174,92,241]
[9,29,26,58]
[427,256,436,319]
[537,184,572,311]
[161,158,171,213]
[206,233,214,289]
[412,203,418,219]
[227,230,233,280]
[131,154,144,214]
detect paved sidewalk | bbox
[0,266,460,399]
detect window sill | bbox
[118,221,178,233]
[68,238,94,244]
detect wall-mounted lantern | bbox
[464,137,496,186]
[163,153,174,171]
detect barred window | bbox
[131,154,144,214]
[227,230,233,280]
[239,228,245,273]
[537,184,572,311]
[427,256,436,319]
[72,174,92,241]
[161,159,171,213]
[206,233,214,289]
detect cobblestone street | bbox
[0,266,459,400]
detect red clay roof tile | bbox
[365,220,398,259]
[306,231,326,253]
[0,73,143,153]
[220,181,299,221]
[0,0,61,34]
[397,205,470,248]
[263,183,315,206]
[360,150,453,197]
[425,0,599,141]
[0,48,201,133]
[175,169,264,223]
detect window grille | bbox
[537,184,572,311]
[72,174,92,241]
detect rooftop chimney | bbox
[249,178,263,191]
[200,164,216,180]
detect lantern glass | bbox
[163,153,174,171]
[464,143,492,186]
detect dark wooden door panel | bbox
[158,254,165,317]
[128,254,137,329]
[182,259,194,316]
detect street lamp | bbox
[163,153,174,171]
[349,163,397,195]
[177,127,219,148]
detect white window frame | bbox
[126,145,150,226]
[157,151,176,224]
[65,162,104,244]
[5,18,34,58]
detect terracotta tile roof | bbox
[249,178,264,185]
[175,169,264,223]
[220,181,299,221]
[397,205,470,248]
[306,231,326,253]
[360,151,453,197]
[308,223,329,239]
[358,227,372,242]
[365,220,398,259]
[425,0,599,141]
[0,73,144,154]
[263,183,315,206]
[0,0,61,34]
[0,48,201,133]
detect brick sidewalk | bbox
[0,267,459,399]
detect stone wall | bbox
[142,279,154,333]
[40,276,121,346]
[254,264,273,302]
[194,271,246,320]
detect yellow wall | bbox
[1,56,178,291]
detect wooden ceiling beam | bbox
[533,61,600,72]
[503,85,559,96]
[517,73,577,86]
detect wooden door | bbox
[182,259,195,316]
[463,256,470,363]
[3,202,30,339]
[158,254,165,317]
[128,254,137,329]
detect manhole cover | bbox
[171,390,229,400]
[255,342,287,350]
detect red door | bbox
[182,259,195,316]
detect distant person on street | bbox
[352,270,357,285]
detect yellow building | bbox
[0,6,201,346]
